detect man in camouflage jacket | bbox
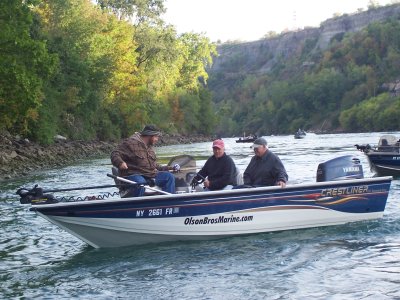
[111,124,176,196]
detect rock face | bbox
[210,4,400,75]
[317,5,400,49]
[0,132,211,181]
[212,28,320,75]
[383,79,400,96]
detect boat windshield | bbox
[378,135,397,147]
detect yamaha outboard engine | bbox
[316,155,364,182]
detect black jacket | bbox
[197,153,236,190]
[243,150,288,186]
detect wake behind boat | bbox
[355,135,400,176]
[17,155,392,248]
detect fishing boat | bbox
[17,155,392,248]
[355,135,400,176]
[236,133,257,143]
[294,129,306,139]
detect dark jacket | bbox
[110,133,167,177]
[197,153,236,190]
[243,150,288,186]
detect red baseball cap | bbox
[212,139,225,149]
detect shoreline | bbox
[0,132,212,181]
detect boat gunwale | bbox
[30,176,393,210]
[367,151,400,155]
[373,164,400,171]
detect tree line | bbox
[0,0,217,144]
[3,1,400,143]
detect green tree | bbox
[0,0,57,134]
[97,0,165,23]
[1,0,220,141]
[339,93,400,131]
[177,33,217,90]
[35,0,139,142]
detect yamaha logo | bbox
[343,167,360,173]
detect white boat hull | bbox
[39,206,384,248]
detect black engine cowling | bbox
[316,155,364,182]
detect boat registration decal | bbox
[184,215,253,225]
[137,207,180,217]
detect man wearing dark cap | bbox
[243,137,288,188]
[193,139,237,190]
[111,124,177,196]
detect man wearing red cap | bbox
[193,139,237,190]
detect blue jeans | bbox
[127,171,176,197]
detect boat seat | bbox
[233,167,244,186]
[111,166,120,183]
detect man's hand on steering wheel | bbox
[191,174,205,189]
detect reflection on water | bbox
[1,132,400,299]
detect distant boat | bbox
[355,135,400,176]
[294,129,306,139]
[236,133,257,143]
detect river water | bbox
[1,132,400,299]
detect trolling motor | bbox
[16,185,58,205]
[355,144,371,153]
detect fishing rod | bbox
[39,184,134,193]
[100,163,198,172]
[107,174,171,195]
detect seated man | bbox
[193,139,237,190]
[238,137,288,188]
[111,124,178,197]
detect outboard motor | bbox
[316,155,364,182]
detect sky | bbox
[163,0,395,42]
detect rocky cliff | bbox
[210,4,400,75]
